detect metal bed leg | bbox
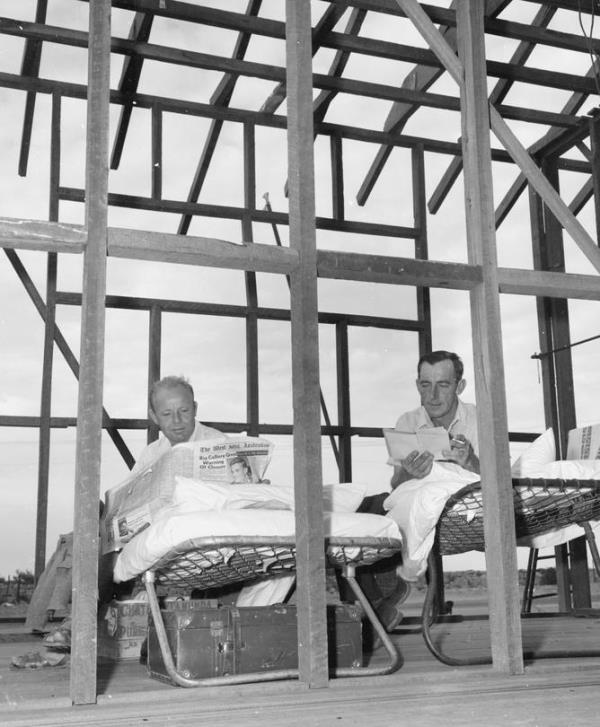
[143,571,298,687]
[337,564,401,676]
[421,550,491,667]
[421,545,600,666]
[143,567,401,686]
[521,548,538,615]
[582,522,600,578]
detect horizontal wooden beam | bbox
[498,267,600,300]
[61,187,419,239]
[0,413,540,444]
[79,0,600,61]
[0,217,85,252]
[108,227,299,274]
[0,217,298,274]
[0,217,300,273]
[317,250,482,289]
[4,218,597,301]
[56,291,423,331]
[0,72,591,174]
[1,15,596,106]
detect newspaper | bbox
[101,436,274,554]
[567,424,600,461]
[383,427,451,462]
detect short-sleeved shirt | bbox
[394,399,479,456]
[131,421,225,474]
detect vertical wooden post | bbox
[412,144,432,357]
[589,109,600,247]
[151,102,162,201]
[336,321,352,482]
[243,121,259,437]
[70,0,111,705]
[330,132,344,221]
[35,91,62,581]
[286,0,328,688]
[530,156,591,610]
[457,0,523,674]
[147,304,161,444]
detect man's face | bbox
[416,359,465,424]
[149,385,197,445]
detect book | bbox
[383,427,451,462]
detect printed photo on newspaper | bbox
[101,436,274,553]
[383,427,451,462]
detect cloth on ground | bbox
[25,533,73,633]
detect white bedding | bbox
[114,505,401,583]
[384,461,600,582]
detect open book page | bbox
[383,427,450,462]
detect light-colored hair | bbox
[148,375,195,414]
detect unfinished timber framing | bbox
[1,0,600,704]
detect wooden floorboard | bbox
[1,609,599,725]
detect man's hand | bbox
[402,449,434,478]
[391,449,434,489]
[442,434,480,473]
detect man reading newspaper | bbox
[20,375,250,661]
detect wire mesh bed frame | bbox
[422,477,600,666]
[142,534,403,687]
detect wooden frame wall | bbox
[1,0,600,703]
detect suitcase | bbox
[147,601,362,684]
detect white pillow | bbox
[173,477,293,511]
[172,478,368,513]
[511,428,556,477]
[322,482,367,512]
[518,459,600,480]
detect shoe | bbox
[370,578,411,650]
[377,599,405,634]
[11,651,68,669]
[42,617,71,652]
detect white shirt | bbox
[394,399,479,455]
[131,421,225,474]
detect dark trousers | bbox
[338,493,401,605]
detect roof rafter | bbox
[397,0,600,274]
[17,0,48,177]
[428,3,557,215]
[110,11,154,169]
[177,0,263,235]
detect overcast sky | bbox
[1,0,599,576]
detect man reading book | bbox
[355,350,479,642]
[390,350,479,489]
